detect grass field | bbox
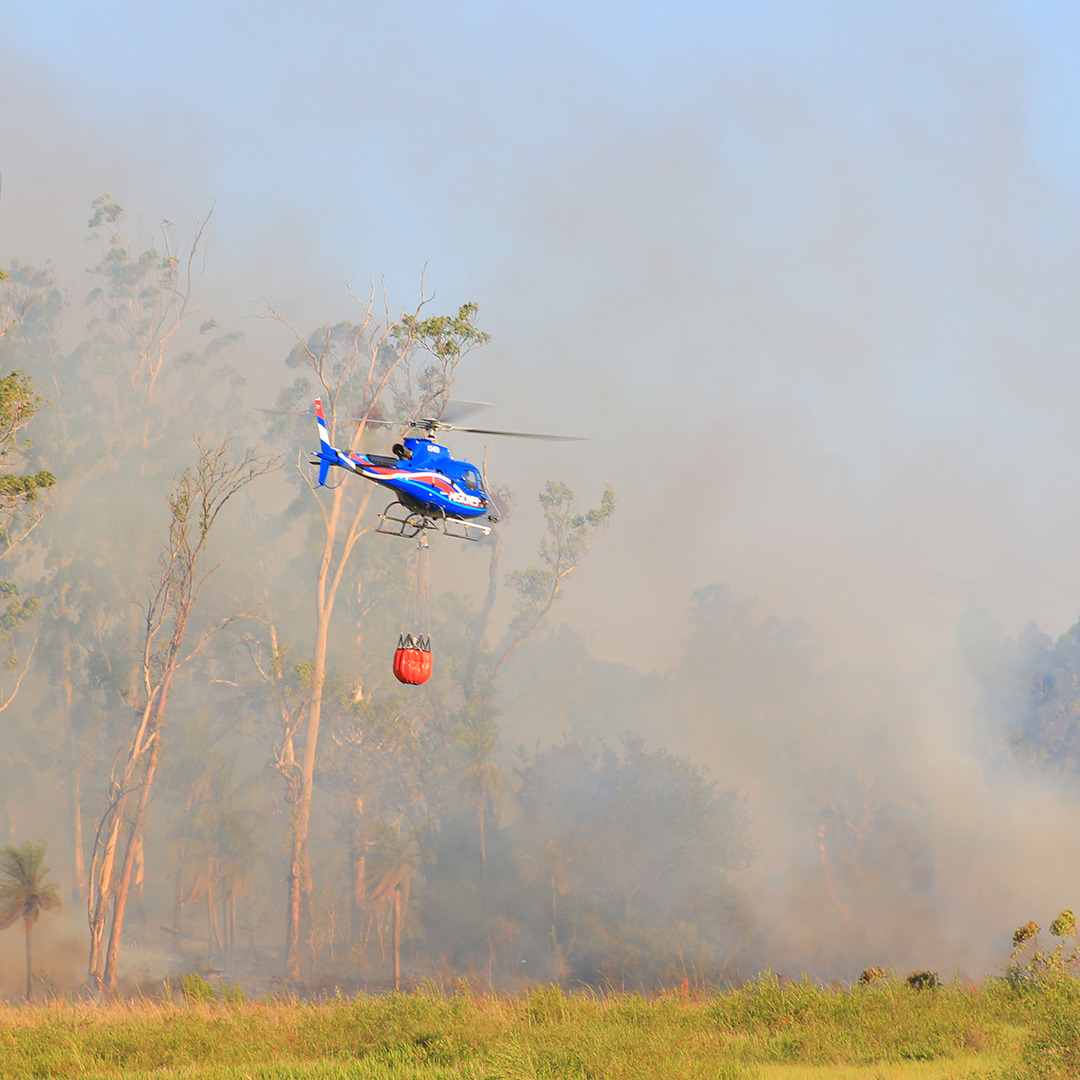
[0,975,1076,1079]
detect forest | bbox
[0,197,1079,1002]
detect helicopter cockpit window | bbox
[463,469,480,491]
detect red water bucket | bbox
[393,634,432,685]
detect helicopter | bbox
[311,398,578,541]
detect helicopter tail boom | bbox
[313,398,347,486]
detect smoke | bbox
[0,909,86,1000]
[442,4,1080,680]
[2,1,1080,990]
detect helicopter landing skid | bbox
[376,501,492,542]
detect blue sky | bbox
[5,0,1080,668]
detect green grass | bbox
[0,976,1074,1079]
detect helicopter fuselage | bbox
[313,400,497,526]
[346,437,495,521]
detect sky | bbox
[5,0,1080,672]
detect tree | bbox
[86,437,275,993]
[0,262,61,355]
[173,763,259,973]
[32,197,243,921]
[0,840,62,1000]
[961,614,1080,773]
[513,739,751,987]
[433,479,612,973]
[495,480,615,681]
[83,194,212,444]
[366,819,425,989]
[0,370,56,714]
[458,701,504,913]
[262,290,487,980]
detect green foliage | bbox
[905,969,940,990]
[0,261,63,367]
[0,369,55,517]
[0,839,61,930]
[0,369,56,668]
[960,609,1080,774]
[1051,910,1077,938]
[179,974,247,1007]
[1004,912,1080,989]
[537,480,615,567]
[504,480,615,646]
[393,301,490,416]
[181,973,217,1004]
[513,737,751,987]
[1015,921,1041,947]
[366,820,427,905]
[0,839,61,1000]
[1021,1008,1080,1079]
[0,589,39,641]
[0,469,56,501]
[79,194,242,456]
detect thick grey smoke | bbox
[2,2,1080,991]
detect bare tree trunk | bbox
[285,788,313,979]
[88,784,126,990]
[550,876,560,974]
[104,727,163,992]
[393,886,402,990]
[59,586,86,906]
[286,484,372,979]
[375,911,388,979]
[224,886,234,974]
[350,847,366,957]
[92,439,272,993]
[24,918,32,1001]
[90,649,170,991]
[266,288,477,983]
[478,803,489,907]
[816,822,852,925]
[207,878,223,963]
[171,846,184,951]
[70,772,84,907]
[133,832,144,916]
[285,621,327,978]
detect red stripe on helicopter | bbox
[351,459,458,496]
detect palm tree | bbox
[0,841,62,999]
[367,821,424,989]
[459,711,505,908]
[458,707,507,981]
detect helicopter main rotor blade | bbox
[345,401,494,426]
[440,399,495,424]
[446,425,583,441]
[263,399,582,442]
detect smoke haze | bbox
[3,0,1080,992]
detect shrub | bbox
[181,973,217,1004]
[906,970,940,991]
[1005,912,1080,988]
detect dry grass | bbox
[0,975,1070,1079]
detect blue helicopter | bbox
[312,398,577,541]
